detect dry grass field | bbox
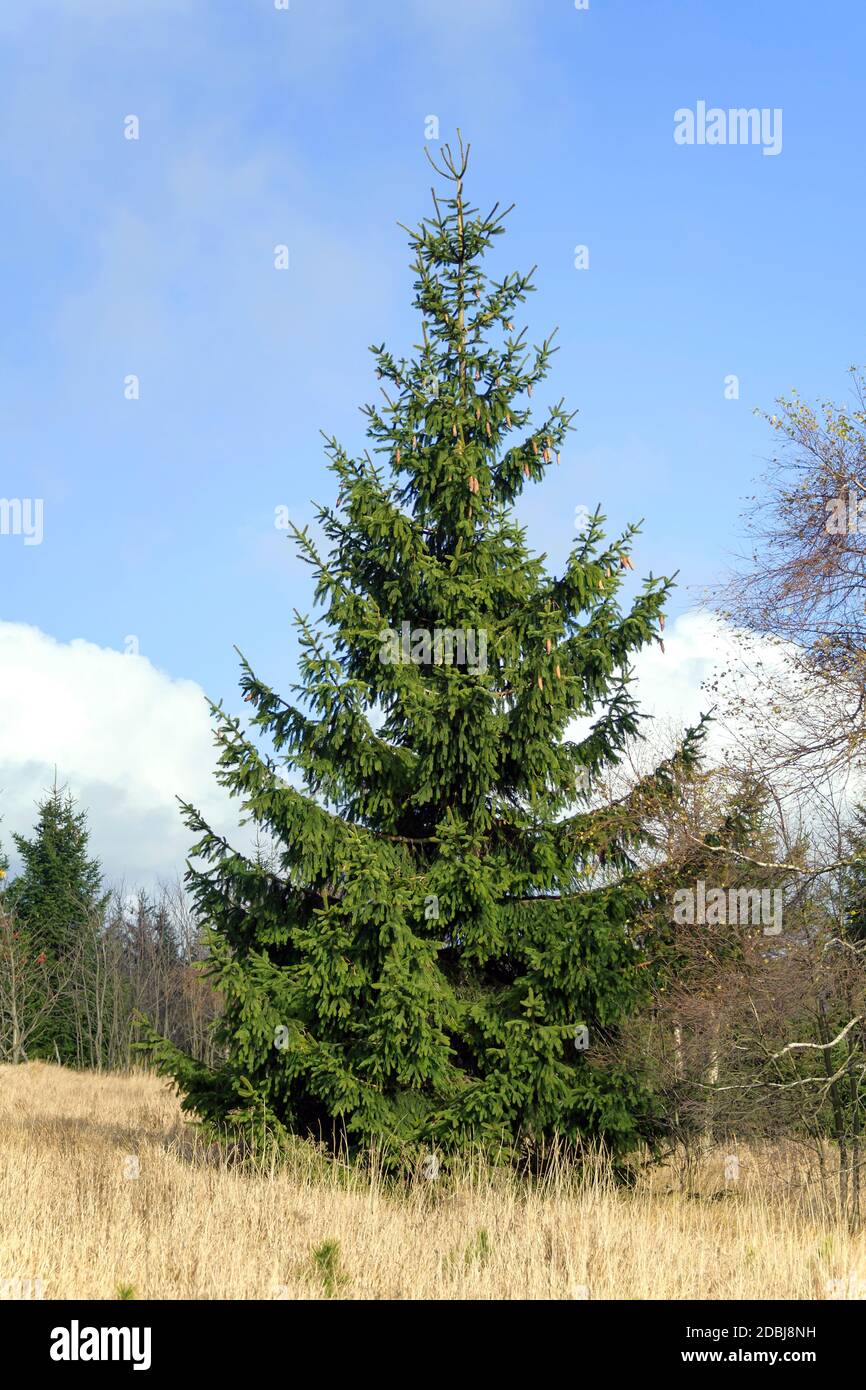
[1,1061,864,1301]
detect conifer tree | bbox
[11,782,105,1062]
[150,135,702,1157]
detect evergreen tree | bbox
[10,782,105,1062]
[150,135,702,1158]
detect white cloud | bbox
[0,622,238,888]
[630,608,734,732]
[568,609,789,766]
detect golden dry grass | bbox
[1,1061,864,1300]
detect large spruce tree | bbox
[151,136,701,1157]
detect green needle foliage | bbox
[11,784,104,960]
[148,134,704,1162]
[9,782,105,1064]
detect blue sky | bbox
[1,0,864,881]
